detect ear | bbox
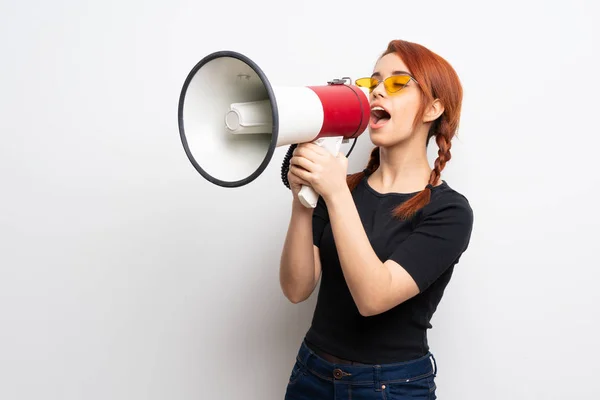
[423,99,444,123]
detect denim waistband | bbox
[296,340,437,386]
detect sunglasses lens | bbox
[355,78,377,92]
[356,75,412,93]
[384,75,411,93]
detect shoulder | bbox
[429,181,472,214]
[419,181,474,234]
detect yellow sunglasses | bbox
[355,74,418,94]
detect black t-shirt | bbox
[304,173,474,364]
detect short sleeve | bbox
[389,196,474,292]
[312,195,329,247]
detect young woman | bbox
[279,39,474,400]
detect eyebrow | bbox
[371,70,412,77]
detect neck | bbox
[371,135,433,194]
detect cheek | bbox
[391,102,419,130]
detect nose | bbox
[370,81,386,99]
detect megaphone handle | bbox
[298,136,344,208]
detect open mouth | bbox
[370,106,391,127]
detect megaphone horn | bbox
[177,50,370,208]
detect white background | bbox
[1,0,599,399]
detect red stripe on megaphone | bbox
[307,84,370,139]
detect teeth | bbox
[371,106,385,111]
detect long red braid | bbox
[346,40,463,220]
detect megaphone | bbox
[177,50,370,208]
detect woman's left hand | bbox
[289,143,349,201]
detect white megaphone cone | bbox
[178,50,370,208]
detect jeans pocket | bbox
[385,374,435,399]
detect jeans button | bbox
[333,368,343,379]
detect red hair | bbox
[347,40,463,219]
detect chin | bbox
[368,131,390,147]
[369,132,414,150]
[368,123,403,147]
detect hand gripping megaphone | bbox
[177,50,370,208]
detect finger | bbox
[293,145,321,161]
[293,143,312,155]
[304,143,329,156]
[287,171,311,187]
[289,165,311,182]
[288,164,310,182]
[290,156,317,172]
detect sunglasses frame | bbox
[355,74,420,94]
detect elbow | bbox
[356,299,382,317]
[352,287,386,317]
[284,290,309,304]
[356,297,403,317]
[279,268,316,305]
[358,305,379,317]
[280,284,310,304]
[288,294,308,304]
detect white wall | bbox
[1,0,598,399]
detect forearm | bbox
[279,199,319,303]
[325,188,392,315]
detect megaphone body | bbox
[178,50,371,208]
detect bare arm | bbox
[285,142,473,317]
[285,143,418,315]
[279,198,322,304]
[325,188,419,317]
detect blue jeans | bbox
[284,340,437,400]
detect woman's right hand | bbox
[287,164,311,200]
